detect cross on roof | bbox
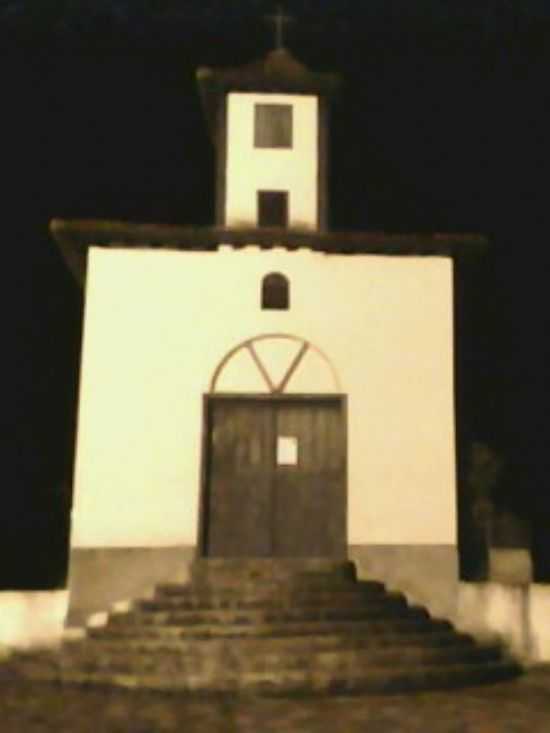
[265,5,294,50]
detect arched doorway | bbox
[200,334,347,558]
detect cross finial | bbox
[265,5,293,50]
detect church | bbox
[52,43,486,630]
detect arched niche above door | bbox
[210,333,341,394]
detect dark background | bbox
[3,1,550,587]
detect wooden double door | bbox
[201,396,346,558]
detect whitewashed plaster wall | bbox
[457,583,550,663]
[528,585,550,662]
[225,93,318,229]
[71,246,455,550]
[0,591,68,649]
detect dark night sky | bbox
[3,1,550,586]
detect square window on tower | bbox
[258,191,289,228]
[254,104,293,148]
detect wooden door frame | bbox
[198,393,348,558]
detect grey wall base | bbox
[67,546,195,627]
[349,544,459,623]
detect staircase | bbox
[5,559,521,695]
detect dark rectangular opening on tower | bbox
[254,104,293,148]
[258,190,288,228]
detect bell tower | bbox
[197,40,340,232]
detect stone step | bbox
[148,586,396,610]
[89,616,452,640]
[155,578,386,599]
[189,558,357,586]
[67,629,478,656]
[109,602,425,628]
[2,629,482,684]
[58,640,503,678]
[53,659,520,695]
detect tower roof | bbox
[197,48,341,139]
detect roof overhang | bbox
[50,218,489,288]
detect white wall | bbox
[225,93,318,229]
[72,246,455,549]
[529,585,550,662]
[457,582,550,663]
[0,591,68,649]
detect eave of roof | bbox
[50,218,489,287]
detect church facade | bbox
[53,49,485,626]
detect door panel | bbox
[273,401,346,557]
[206,401,273,557]
[204,397,346,558]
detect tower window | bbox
[262,273,289,310]
[258,191,288,228]
[254,104,293,148]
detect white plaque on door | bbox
[277,436,298,466]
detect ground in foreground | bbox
[0,666,549,732]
